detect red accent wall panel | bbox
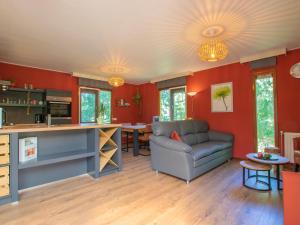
[1,47,300,158]
[277,49,300,134]
[139,83,159,123]
[139,48,300,158]
[0,62,141,125]
[187,62,254,158]
[0,62,79,123]
[283,171,300,225]
[111,84,140,124]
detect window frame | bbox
[79,86,112,124]
[252,68,278,151]
[159,85,187,121]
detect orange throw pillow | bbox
[170,130,182,142]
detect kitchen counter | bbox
[0,123,122,133]
[0,123,122,205]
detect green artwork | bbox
[213,86,231,111]
[211,82,233,112]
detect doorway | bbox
[159,86,186,121]
[170,87,186,121]
[254,70,277,152]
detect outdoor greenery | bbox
[160,88,186,121]
[80,90,111,123]
[173,90,186,120]
[160,89,171,121]
[256,76,275,151]
[81,92,96,123]
[99,90,111,123]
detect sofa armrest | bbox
[150,135,192,153]
[208,130,234,142]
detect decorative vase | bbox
[97,116,104,124]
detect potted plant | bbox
[132,89,142,105]
[97,103,106,124]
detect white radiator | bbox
[284,132,300,163]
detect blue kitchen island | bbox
[0,123,122,205]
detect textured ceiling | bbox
[0,0,300,84]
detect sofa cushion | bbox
[170,130,182,142]
[152,121,179,137]
[195,133,209,143]
[193,148,232,167]
[177,120,209,145]
[178,120,194,136]
[181,134,197,145]
[178,120,209,136]
[193,120,209,133]
[190,141,232,161]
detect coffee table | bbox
[240,160,272,191]
[247,153,289,190]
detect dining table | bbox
[121,124,147,156]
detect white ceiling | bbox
[1,0,300,84]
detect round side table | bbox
[246,153,289,190]
[240,160,272,191]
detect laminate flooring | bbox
[0,152,283,225]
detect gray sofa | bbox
[150,120,234,183]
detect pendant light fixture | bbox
[108,76,125,87]
[198,25,228,62]
[198,39,228,62]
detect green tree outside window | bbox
[99,90,111,123]
[81,92,96,123]
[160,87,186,121]
[255,76,275,151]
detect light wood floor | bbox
[0,151,283,225]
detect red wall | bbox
[0,62,79,123]
[1,48,300,158]
[138,83,159,123]
[277,49,300,133]
[0,62,141,124]
[139,48,300,158]
[187,63,254,158]
[111,84,140,124]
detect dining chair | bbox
[138,124,152,156]
[121,123,133,152]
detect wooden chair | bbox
[293,137,300,171]
[121,123,133,152]
[138,124,152,156]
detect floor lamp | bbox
[187,91,197,118]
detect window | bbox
[160,86,186,121]
[254,72,277,152]
[99,90,111,123]
[80,88,112,123]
